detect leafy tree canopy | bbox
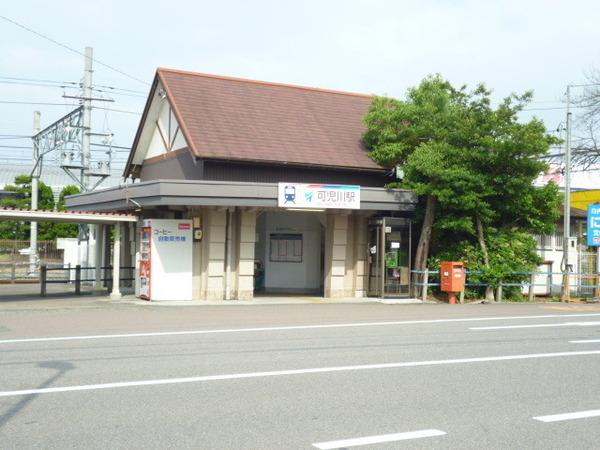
[0,176,80,240]
[364,75,561,299]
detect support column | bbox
[110,223,122,300]
[94,224,104,289]
[344,213,355,297]
[128,222,136,291]
[191,210,203,300]
[202,209,226,300]
[225,208,234,300]
[236,209,257,300]
[324,214,348,298]
[353,215,369,298]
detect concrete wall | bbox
[323,213,371,298]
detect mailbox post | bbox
[440,261,465,304]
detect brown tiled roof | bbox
[155,68,383,171]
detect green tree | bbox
[364,75,561,300]
[0,176,80,240]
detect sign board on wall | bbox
[588,204,600,246]
[277,183,360,209]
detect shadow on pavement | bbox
[0,283,105,303]
[0,360,75,428]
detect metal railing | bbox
[0,262,66,283]
[39,264,135,297]
[413,269,600,302]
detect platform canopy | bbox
[0,207,137,224]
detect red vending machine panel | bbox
[139,226,151,300]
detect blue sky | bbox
[1,0,599,178]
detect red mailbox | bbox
[440,261,465,303]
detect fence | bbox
[0,239,63,263]
[413,268,600,302]
[39,264,135,296]
[0,262,67,283]
[578,252,599,297]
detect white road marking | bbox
[470,321,600,330]
[312,429,446,449]
[569,339,600,344]
[0,350,598,398]
[2,313,600,345]
[533,409,600,422]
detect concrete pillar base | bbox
[109,292,122,301]
[237,290,253,300]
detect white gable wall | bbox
[130,80,190,165]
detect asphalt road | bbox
[1,301,599,449]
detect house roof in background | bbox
[152,68,383,171]
[569,206,588,218]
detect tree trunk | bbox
[476,214,495,302]
[412,195,437,297]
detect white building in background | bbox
[532,207,596,297]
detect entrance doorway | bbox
[367,217,412,298]
[254,211,325,296]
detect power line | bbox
[93,106,142,115]
[0,101,78,106]
[90,84,147,95]
[0,101,143,116]
[0,76,148,97]
[0,80,147,100]
[90,87,146,98]
[0,80,80,89]
[522,104,596,112]
[0,144,34,149]
[0,14,149,86]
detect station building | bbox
[67,69,417,301]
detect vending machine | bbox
[138,219,193,301]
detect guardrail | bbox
[412,269,600,302]
[39,264,135,297]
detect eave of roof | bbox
[123,74,160,178]
[0,207,137,224]
[66,180,416,212]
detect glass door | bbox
[367,217,412,298]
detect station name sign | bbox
[278,183,360,209]
[588,204,600,246]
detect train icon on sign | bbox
[284,185,296,204]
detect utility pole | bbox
[29,110,41,274]
[80,47,94,270]
[81,46,93,192]
[561,85,572,302]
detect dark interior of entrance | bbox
[254,211,325,296]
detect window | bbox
[269,233,302,263]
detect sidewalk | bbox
[124,296,427,306]
[0,283,427,310]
